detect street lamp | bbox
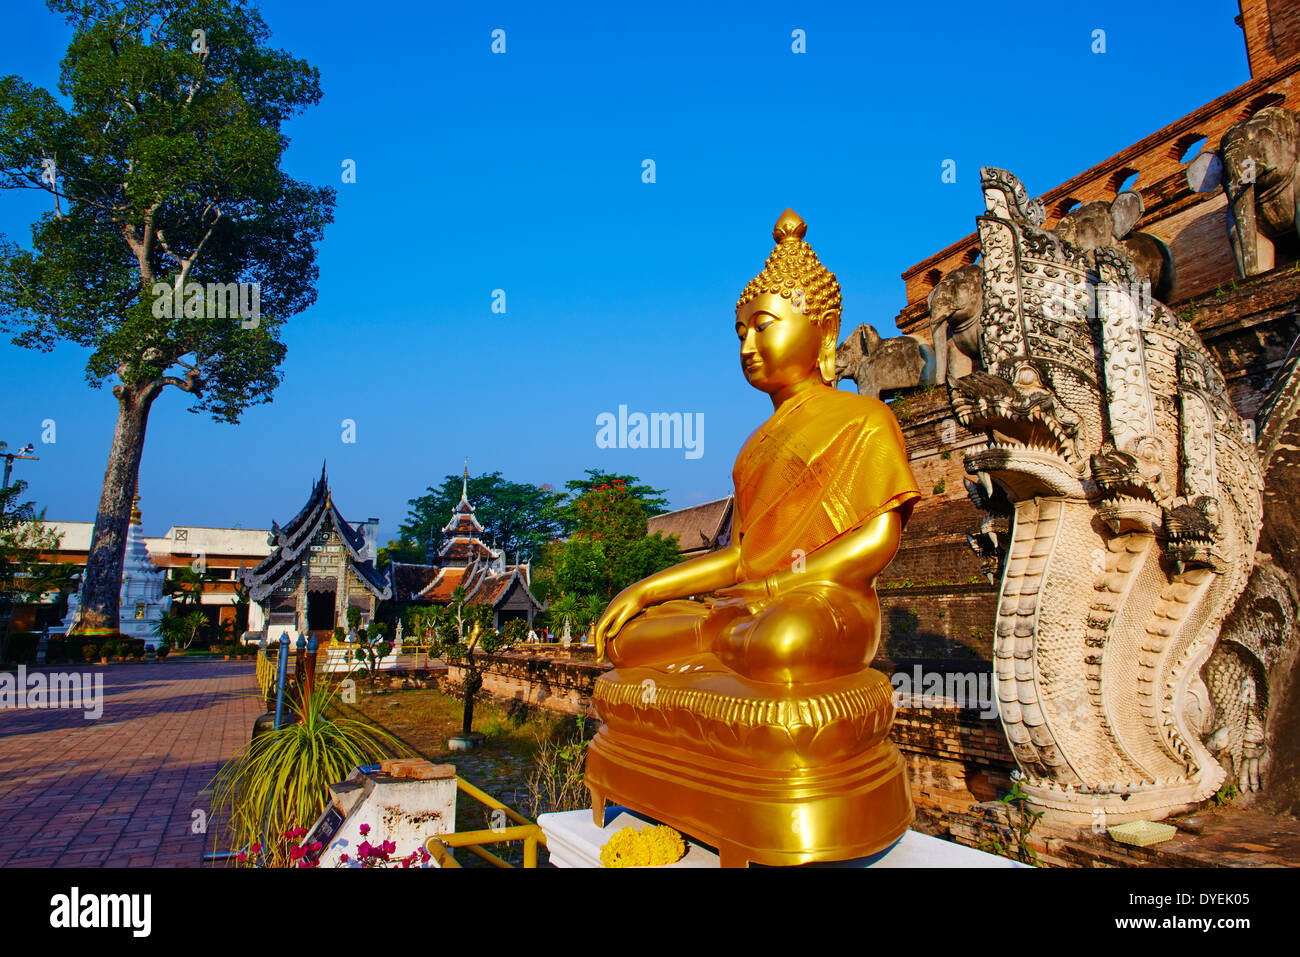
[2,443,38,492]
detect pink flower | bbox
[358,823,370,836]
[250,843,262,855]
[236,852,247,864]
[340,853,350,863]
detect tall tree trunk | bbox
[73,383,158,634]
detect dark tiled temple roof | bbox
[396,472,541,613]
[390,562,440,603]
[436,537,496,566]
[242,465,392,601]
[646,495,734,556]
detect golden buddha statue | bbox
[585,209,921,867]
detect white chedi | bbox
[57,493,173,647]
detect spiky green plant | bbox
[209,683,409,866]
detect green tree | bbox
[535,479,680,610]
[610,533,682,596]
[0,0,335,633]
[0,470,63,658]
[399,470,566,565]
[556,470,670,534]
[377,537,422,568]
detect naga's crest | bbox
[944,167,1264,824]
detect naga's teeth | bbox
[980,470,994,498]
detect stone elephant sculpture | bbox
[1053,192,1176,301]
[927,263,983,386]
[833,323,935,399]
[1188,105,1300,278]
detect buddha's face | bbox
[736,293,833,394]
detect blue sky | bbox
[0,1,1252,543]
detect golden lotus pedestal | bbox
[585,652,913,868]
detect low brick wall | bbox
[440,652,610,717]
[438,649,1015,834]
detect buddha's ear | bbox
[817,310,840,384]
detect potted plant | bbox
[209,683,409,867]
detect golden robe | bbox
[732,388,920,581]
[609,387,920,681]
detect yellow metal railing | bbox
[256,648,275,699]
[423,777,547,868]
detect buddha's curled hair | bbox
[735,208,842,345]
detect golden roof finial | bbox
[130,489,142,526]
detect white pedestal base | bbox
[537,808,1027,868]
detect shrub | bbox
[81,643,99,661]
[501,619,529,647]
[208,684,409,867]
[209,643,226,654]
[526,717,594,817]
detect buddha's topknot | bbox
[736,209,842,345]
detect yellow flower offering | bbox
[599,824,686,867]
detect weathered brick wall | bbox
[878,588,996,661]
[441,653,609,718]
[892,702,1016,824]
[894,53,1300,335]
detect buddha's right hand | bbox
[594,583,651,661]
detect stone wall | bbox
[440,653,608,718]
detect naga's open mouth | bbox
[950,370,1086,497]
[1164,497,1226,573]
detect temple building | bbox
[646,495,733,560]
[389,469,542,628]
[21,495,269,636]
[242,465,390,641]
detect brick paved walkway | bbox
[0,659,263,867]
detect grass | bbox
[337,686,593,866]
